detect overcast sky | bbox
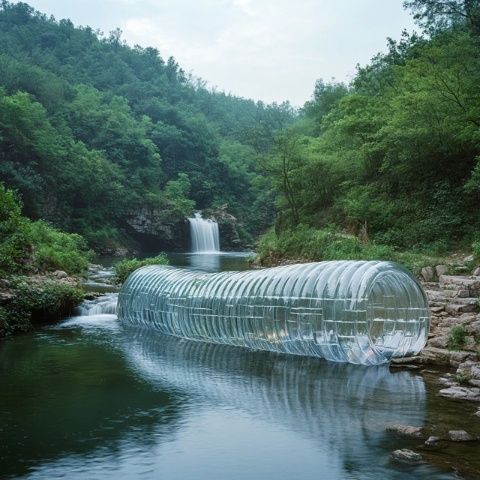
[18,0,416,106]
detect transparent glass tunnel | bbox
[117,261,430,365]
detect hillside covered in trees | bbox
[0,0,294,253]
[257,0,480,265]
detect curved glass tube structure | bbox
[117,261,430,365]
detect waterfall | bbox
[188,212,220,253]
[74,293,118,316]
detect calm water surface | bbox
[0,253,474,479]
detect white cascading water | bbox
[75,293,118,316]
[188,212,220,253]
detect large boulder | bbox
[124,209,189,251]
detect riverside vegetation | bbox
[254,0,480,268]
[0,184,88,336]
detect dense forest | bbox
[0,0,294,254]
[258,0,480,265]
[1,0,480,270]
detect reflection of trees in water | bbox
[123,328,428,476]
[0,332,185,479]
[0,324,432,480]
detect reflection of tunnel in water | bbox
[121,327,429,477]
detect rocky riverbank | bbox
[392,269,480,392]
[0,271,85,337]
[387,265,480,477]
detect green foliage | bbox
[114,254,169,284]
[0,2,294,250]
[0,276,84,337]
[473,240,480,261]
[261,20,480,258]
[404,0,480,35]
[27,221,92,274]
[256,225,443,274]
[11,277,84,318]
[257,225,395,264]
[448,325,467,350]
[0,183,91,276]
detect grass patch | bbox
[448,325,467,351]
[256,225,444,275]
[114,254,169,284]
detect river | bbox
[0,253,478,479]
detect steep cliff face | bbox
[122,205,243,253]
[124,209,189,252]
[204,205,242,251]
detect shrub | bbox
[28,221,92,274]
[0,184,31,274]
[114,254,169,284]
[0,276,84,336]
[0,183,92,276]
[255,225,442,274]
[448,325,467,351]
[473,240,480,262]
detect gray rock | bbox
[53,270,68,279]
[391,449,422,464]
[391,356,421,365]
[386,424,423,437]
[466,320,480,336]
[436,265,449,277]
[457,361,480,380]
[428,335,449,349]
[445,302,476,315]
[472,365,480,380]
[439,275,480,296]
[439,386,480,402]
[421,266,435,282]
[449,351,477,367]
[425,436,440,446]
[473,266,480,277]
[476,409,480,417]
[448,430,474,441]
[438,377,458,387]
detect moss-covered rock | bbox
[0,275,84,337]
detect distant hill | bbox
[0,1,295,252]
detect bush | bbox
[256,225,443,274]
[0,184,32,274]
[0,276,84,336]
[473,240,480,262]
[114,254,169,284]
[448,325,467,351]
[0,183,92,276]
[28,221,92,274]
